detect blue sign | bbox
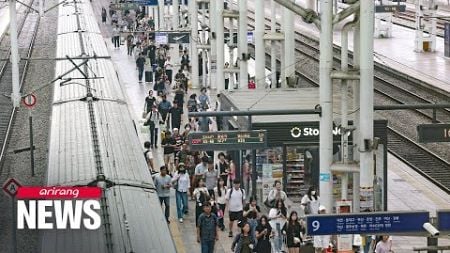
[319,173,330,182]
[133,0,158,5]
[437,210,450,231]
[306,211,429,235]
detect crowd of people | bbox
[101,5,393,253]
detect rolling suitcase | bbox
[145,71,153,83]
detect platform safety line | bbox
[169,218,186,253]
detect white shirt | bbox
[314,235,331,248]
[145,149,153,160]
[214,186,227,204]
[225,187,245,212]
[301,195,320,215]
[172,172,190,192]
[145,110,162,127]
[267,189,287,202]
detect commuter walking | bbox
[136,53,146,82]
[101,7,107,24]
[112,25,120,48]
[194,178,210,226]
[269,199,287,253]
[216,152,229,187]
[282,211,305,253]
[214,177,227,231]
[231,222,256,253]
[168,102,183,130]
[145,105,162,148]
[154,166,172,223]
[266,180,288,207]
[158,95,172,122]
[226,179,246,238]
[242,154,251,197]
[314,206,331,253]
[162,131,176,174]
[197,201,219,253]
[144,90,157,115]
[172,163,190,223]
[254,215,273,253]
[301,186,320,215]
[205,159,218,197]
[243,196,260,242]
[143,141,154,173]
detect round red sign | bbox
[23,94,37,108]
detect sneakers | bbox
[179,218,183,223]
[228,231,233,238]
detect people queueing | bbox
[154,166,171,224]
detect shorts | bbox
[229,211,243,222]
[164,153,174,164]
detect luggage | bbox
[145,71,153,83]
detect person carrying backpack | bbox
[226,179,246,238]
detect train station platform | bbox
[249,0,450,95]
[88,1,450,252]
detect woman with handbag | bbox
[282,211,305,253]
[145,105,162,148]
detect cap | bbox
[178,162,185,168]
[173,128,179,131]
[319,205,326,211]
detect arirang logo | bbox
[16,186,101,230]
[290,126,350,138]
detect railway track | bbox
[237,7,450,193]
[393,9,447,37]
[0,1,40,165]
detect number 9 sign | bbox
[312,220,321,232]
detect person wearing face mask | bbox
[301,186,320,215]
[172,163,190,223]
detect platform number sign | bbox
[2,178,22,198]
[22,94,37,109]
[417,124,450,143]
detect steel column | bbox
[201,5,208,87]
[216,0,225,92]
[173,0,179,29]
[9,0,21,108]
[270,0,277,88]
[352,17,361,213]
[284,5,295,86]
[189,0,199,88]
[318,0,334,211]
[210,0,217,89]
[159,0,165,30]
[239,0,248,90]
[360,0,375,210]
[255,0,265,89]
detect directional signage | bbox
[417,124,450,143]
[188,130,267,151]
[437,210,450,231]
[109,3,139,10]
[168,32,190,44]
[155,32,168,44]
[375,5,406,13]
[133,0,158,5]
[247,31,254,43]
[2,178,22,197]
[306,211,429,235]
[22,94,37,108]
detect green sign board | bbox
[375,5,406,12]
[417,124,450,143]
[188,130,267,151]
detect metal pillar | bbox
[39,0,44,17]
[360,0,375,211]
[10,0,21,108]
[216,0,225,92]
[318,0,334,211]
[201,6,208,88]
[306,0,315,11]
[352,23,361,213]
[270,0,277,88]
[239,0,248,90]
[159,0,165,30]
[284,6,295,87]
[189,0,199,88]
[255,0,265,89]
[173,0,179,29]
[210,0,217,90]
